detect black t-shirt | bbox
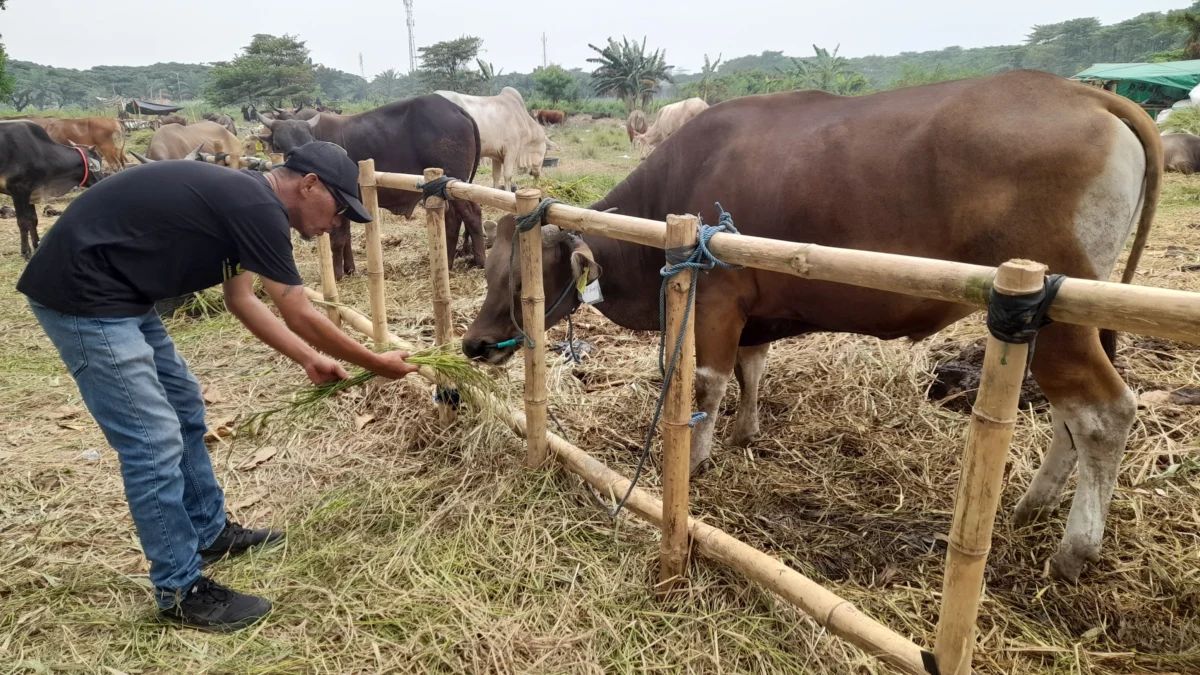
[18,161,303,317]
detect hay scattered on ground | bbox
[1,138,1199,674]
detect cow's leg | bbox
[14,196,38,260]
[328,221,349,281]
[502,155,518,192]
[1012,413,1077,527]
[490,158,504,190]
[725,343,769,447]
[341,232,355,277]
[689,305,747,474]
[455,201,485,268]
[1019,323,1135,582]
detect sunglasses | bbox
[320,180,349,217]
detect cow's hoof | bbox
[1049,541,1100,583]
[1012,494,1057,527]
[688,451,712,476]
[724,422,760,448]
[345,268,356,277]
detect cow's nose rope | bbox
[600,204,743,519]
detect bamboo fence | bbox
[295,167,1200,675]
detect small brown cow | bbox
[532,109,565,126]
[158,114,188,127]
[21,116,126,170]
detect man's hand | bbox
[372,351,419,380]
[304,355,350,384]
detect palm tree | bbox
[1171,11,1200,59]
[372,68,402,100]
[697,53,722,103]
[587,36,673,112]
[786,45,868,96]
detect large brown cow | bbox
[255,95,485,267]
[1161,132,1200,173]
[533,109,565,126]
[21,116,126,170]
[462,71,1161,582]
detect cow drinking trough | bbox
[301,161,1200,675]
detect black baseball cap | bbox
[283,141,372,223]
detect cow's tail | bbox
[1108,95,1162,285]
[466,108,481,185]
[1095,89,1164,362]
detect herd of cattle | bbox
[0,86,707,267]
[0,70,1178,583]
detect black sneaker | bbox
[199,519,285,567]
[159,576,271,632]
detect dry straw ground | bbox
[1,119,1198,674]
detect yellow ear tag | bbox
[575,273,589,295]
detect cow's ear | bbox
[570,240,601,283]
[496,215,517,241]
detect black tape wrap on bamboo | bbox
[986,274,1066,344]
[419,175,457,203]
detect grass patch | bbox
[3,119,1200,675]
[125,128,154,155]
[539,173,620,206]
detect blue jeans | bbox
[30,302,226,607]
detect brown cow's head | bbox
[462,216,601,364]
[256,111,321,155]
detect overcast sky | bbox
[1,1,1187,76]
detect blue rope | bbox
[604,204,742,518]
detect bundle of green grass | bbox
[243,343,492,429]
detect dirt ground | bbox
[1,119,1199,674]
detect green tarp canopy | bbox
[1073,61,1200,108]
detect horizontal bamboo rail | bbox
[373,171,1200,345]
[301,286,931,675]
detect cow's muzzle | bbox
[462,337,520,365]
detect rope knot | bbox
[661,203,744,277]
[417,175,457,203]
[986,274,1065,345]
[515,197,563,233]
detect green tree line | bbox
[2,4,1197,113]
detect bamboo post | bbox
[228,146,241,170]
[660,214,698,592]
[517,188,549,468]
[213,140,225,166]
[424,168,456,423]
[270,152,284,168]
[361,159,387,346]
[316,233,341,327]
[934,259,1046,675]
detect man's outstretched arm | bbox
[222,273,416,382]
